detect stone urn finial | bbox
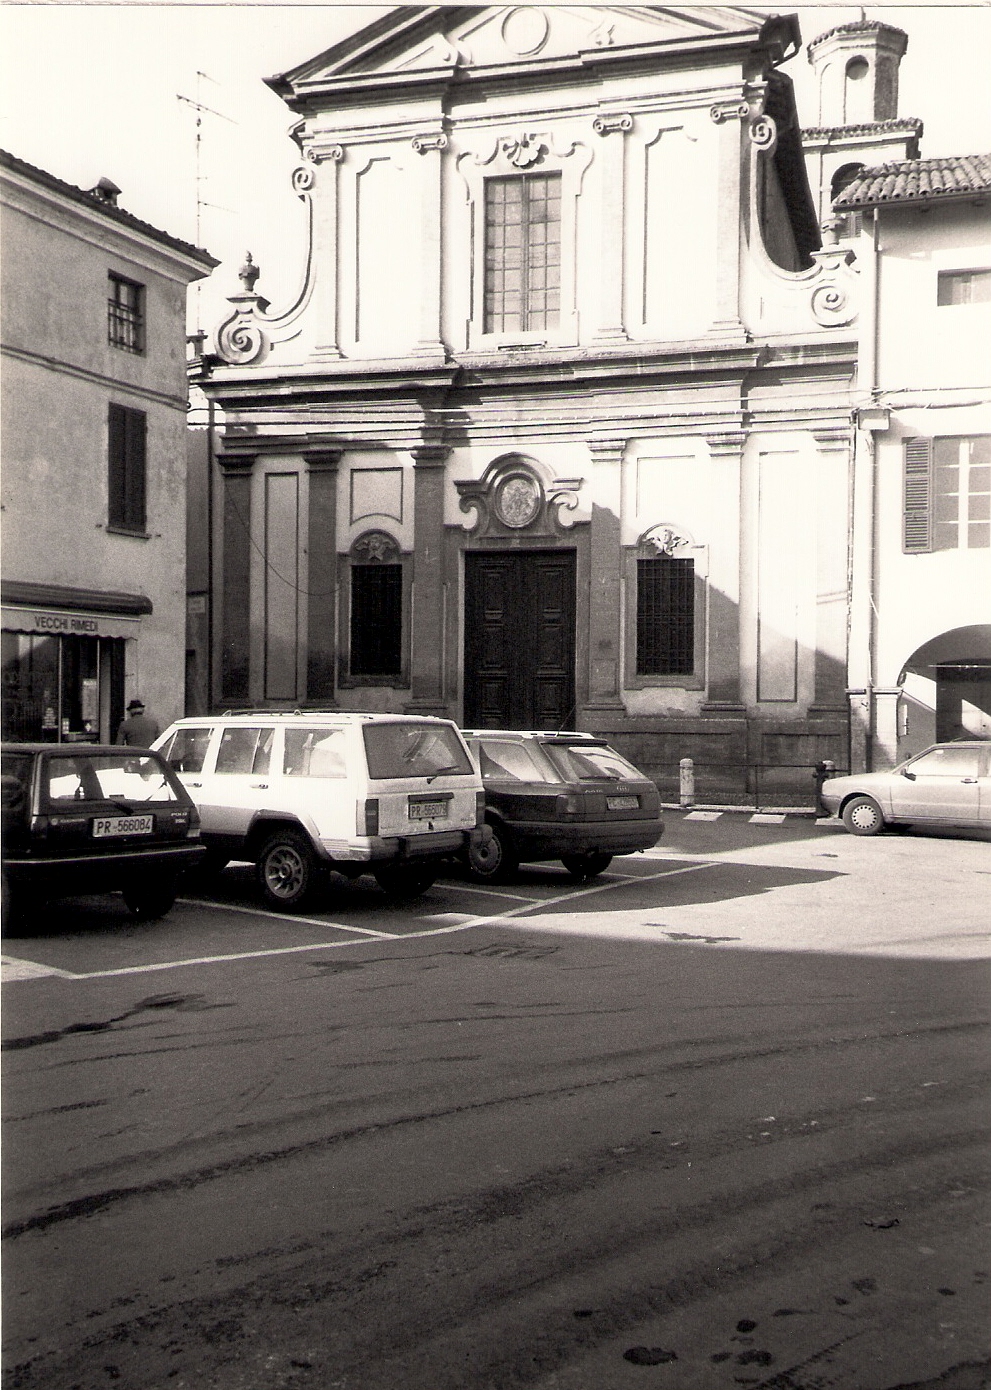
[238,252,260,294]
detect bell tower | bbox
[802,18,922,226]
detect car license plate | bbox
[408,800,448,821]
[607,795,638,811]
[92,815,155,838]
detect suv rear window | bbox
[541,743,645,782]
[363,723,473,780]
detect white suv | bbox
[153,712,486,910]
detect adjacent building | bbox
[1,150,217,743]
[193,4,870,799]
[835,153,991,765]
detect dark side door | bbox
[464,551,576,729]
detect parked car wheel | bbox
[561,851,613,881]
[373,864,437,900]
[257,830,319,911]
[467,822,519,883]
[841,795,885,836]
[123,878,178,920]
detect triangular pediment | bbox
[271,5,781,98]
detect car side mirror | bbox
[900,768,916,780]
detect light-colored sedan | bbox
[820,741,991,835]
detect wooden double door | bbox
[464,550,576,729]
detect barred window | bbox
[636,556,695,676]
[108,403,147,533]
[350,565,402,677]
[484,174,561,334]
[108,273,145,353]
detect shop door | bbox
[464,551,575,729]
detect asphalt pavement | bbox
[2,811,989,1390]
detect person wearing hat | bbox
[115,699,161,748]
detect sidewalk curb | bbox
[662,802,829,819]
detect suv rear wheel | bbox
[257,829,319,911]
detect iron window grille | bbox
[484,173,561,334]
[350,564,403,676]
[636,555,695,676]
[108,273,145,353]
[107,403,147,533]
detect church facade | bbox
[194,5,869,800]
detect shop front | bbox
[1,582,150,744]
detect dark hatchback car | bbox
[461,730,663,882]
[2,744,204,923]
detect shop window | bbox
[484,173,561,334]
[636,554,695,676]
[904,436,991,552]
[108,273,145,354]
[937,269,991,306]
[108,403,147,533]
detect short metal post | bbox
[679,757,695,808]
[813,759,836,817]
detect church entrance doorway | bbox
[463,550,575,729]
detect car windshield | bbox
[363,722,473,780]
[541,742,645,782]
[474,739,557,783]
[45,753,180,804]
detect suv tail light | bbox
[475,790,485,827]
[29,815,49,838]
[360,798,380,836]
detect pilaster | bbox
[304,449,341,703]
[411,131,448,358]
[407,446,449,714]
[218,454,254,704]
[810,426,854,715]
[592,113,633,343]
[702,431,746,710]
[584,440,626,713]
[306,146,345,361]
[707,101,749,341]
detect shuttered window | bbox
[636,556,695,676]
[108,403,147,533]
[904,436,991,551]
[903,437,932,552]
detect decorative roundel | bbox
[811,281,854,327]
[495,473,542,529]
[291,165,315,194]
[501,7,550,56]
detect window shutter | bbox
[903,437,932,552]
[108,403,126,528]
[126,408,147,531]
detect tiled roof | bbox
[808,20,906,54]
[0,148,218,268]
[834,153,991,209]
[801,118,922,140]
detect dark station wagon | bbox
[1,744,205,924]
[461,730,663,882]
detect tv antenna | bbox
[177,71,236,330]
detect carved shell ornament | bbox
[500,133,547,168]
[495,473,543,528]
[641,524,693,557]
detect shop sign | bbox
[1,606,142,640]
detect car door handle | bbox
[188,781,202,788]
[961,778,978,784]
[250,782,269,789]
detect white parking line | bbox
[2,861,721,982]
[176,897,397,938]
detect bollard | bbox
[813,759,836,817]
[679,757,695,808]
